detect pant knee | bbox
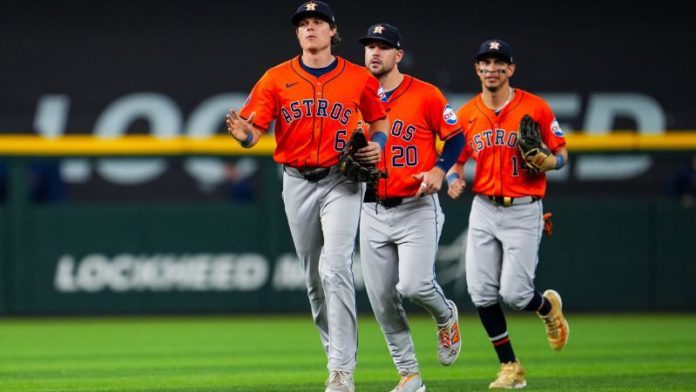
[396,280,425,301]
[500,290,532,310]
[318,259,353,287]
[468,285,499,308]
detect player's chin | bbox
[367,64,384,75]
[302,41,328,51]
[484,81,502,91]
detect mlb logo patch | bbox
[443,104,458,125]
[378,86,387,102]
[550,119,564,137]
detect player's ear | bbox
[395,49,404,64]
[507,63,516,77]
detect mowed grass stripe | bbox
[0,314,694,391]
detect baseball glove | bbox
[518,114,551,172]
[337,130,387,183]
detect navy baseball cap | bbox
[476,39,514,63]
[292,1,336,26]
[359,23,403,49]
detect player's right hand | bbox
[354,141,382,165]
[447,178,466,199]
[226,110,255,143]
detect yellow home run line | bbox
[0,132,694,156]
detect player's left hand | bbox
[413,167,446,197]
[543,212,553,235]
[226,110,256,144]
[354,141,381,165]
[447,178,466,199]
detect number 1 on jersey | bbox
[512,156,520,176]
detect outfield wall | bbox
[1,156,694,315]
[1,0,695,314]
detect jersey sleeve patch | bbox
[443,104,458,125]
[550,119,564,137]
[378,86,387,102]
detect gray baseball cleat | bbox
[390,372,426,392]
[325,370,354,392]
[436,299,462,366]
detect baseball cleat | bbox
[489,360,526,389]
[436,299,462,366]
[390,371,426,392]
[325,370,354,392]
[538,289,569,351]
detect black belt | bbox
[378,197,404,208]
[364,190,418,209]
[487,195,540,207]
[288,167,332,182]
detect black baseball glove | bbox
[337,130,387,183]
[517,114,551,172]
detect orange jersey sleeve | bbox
[456,89,566,198]
[239,56,387,168]
[375,76,462,199]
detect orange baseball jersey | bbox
[239,56,387,168]
[376,75,462,198]
[456,89,566,198]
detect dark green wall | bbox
[1,160,695,315]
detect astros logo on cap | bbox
[373,25,385,34]
[489,41,501,50]
[305,2,317,10]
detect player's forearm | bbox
[539,147,568,172]
[554,147,568,169]
[436,132,465,172]
[367,117,390,140]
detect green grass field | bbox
[1,314,694,391]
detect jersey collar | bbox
[384,75,412,104]
[291,55,345,81]
[476,87,524,119]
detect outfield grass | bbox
[0,313,694,391]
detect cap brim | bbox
[292,11,334,26]
[359,36,399,48]
[475,52,513,63]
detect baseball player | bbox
[358,23,464,392]
[226,2,389,392]
[446,39,570,389]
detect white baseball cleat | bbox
[390,372,426,392]
[436,299,462,366]
[325,370,354,392]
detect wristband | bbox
[371,131,387,151]
[240,133,254,148]
[555,154,565,170]
[446,172,460,186]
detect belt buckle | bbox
[488,195,513,207]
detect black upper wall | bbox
[1,0,693,133]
